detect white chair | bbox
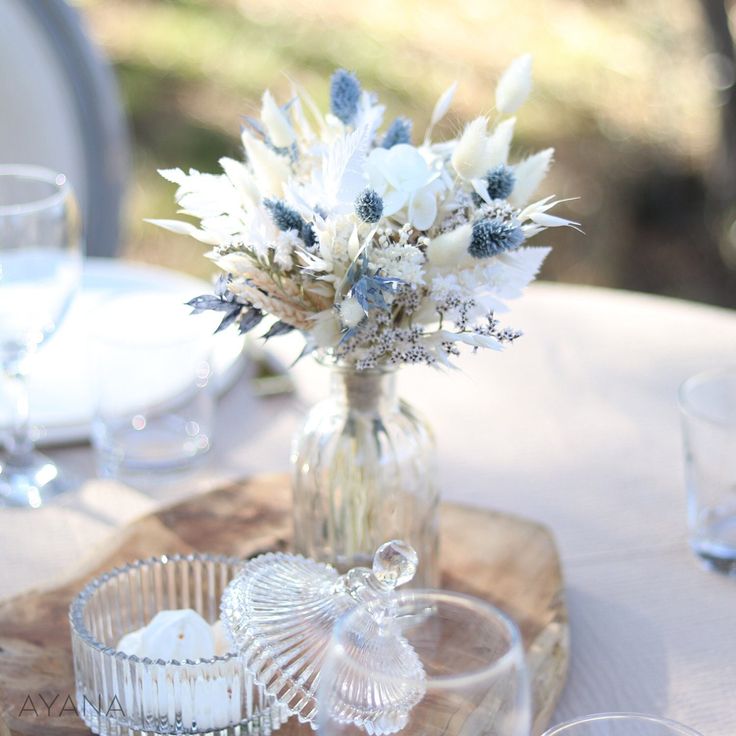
[0,0,129,256]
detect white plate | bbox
[0,259,246,446]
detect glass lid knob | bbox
[373,539,418,588]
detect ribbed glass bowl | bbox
[69,553,287,736]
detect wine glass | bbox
[317,589,530,736]
[542,713,704,736]
[0,165,83,507]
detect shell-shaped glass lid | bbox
[220,540,425,732]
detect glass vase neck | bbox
[324,364,399,414]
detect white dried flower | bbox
[240,128,290,197]
[218,157,260,210]
[510,148,554,206]
[425,80,458,142]
[484,117,516,169]
[272,230,302,271]
[426,223,472,268]
[261,90,296,148]
[495,54,533,115]
[429,274,461,303]
[312,311,343,347]
[339,296,365,328]
[451,117,491,180]
[370,241,425,285]
[367,145,442,230]
[145,217,221,245]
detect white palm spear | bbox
[321,118,376,212]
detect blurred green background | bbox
[76,0,736,308]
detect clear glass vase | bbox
[291,362,439,587]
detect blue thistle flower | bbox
[472,165,516,206]
[354,188,384,223]
[485,165,515,199]
[330,69,361,125]
[469,218,525,258]
[301,222,318,249]
[263,198,304,232]
[264,198,318,249]
[381,117,412,148]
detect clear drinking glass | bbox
[91,294,215,476]
[317,589,530,736]
[542,713,703,736]
[0,165,83,507]
[679,367,736,573]
[292,361,439,587]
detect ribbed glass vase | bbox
[291,362,439,586]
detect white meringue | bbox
[116,627,144,656]
[211,619,231,657]
[116,609,216,661]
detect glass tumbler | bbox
[542,713,703,736]
[317,589,530,736]
[91,294,215,476]
[679,367,736,572]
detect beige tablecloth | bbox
[2,282,735,735]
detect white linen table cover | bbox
[1,281,735,735]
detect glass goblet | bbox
[318,589,530,736]
[0,165,83,507]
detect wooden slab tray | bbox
[0,474,568,736]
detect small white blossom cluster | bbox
[150,56,580,369]
[369,225,427,286]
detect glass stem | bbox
[3,355,33,459]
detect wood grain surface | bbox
[0,474,568,736]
